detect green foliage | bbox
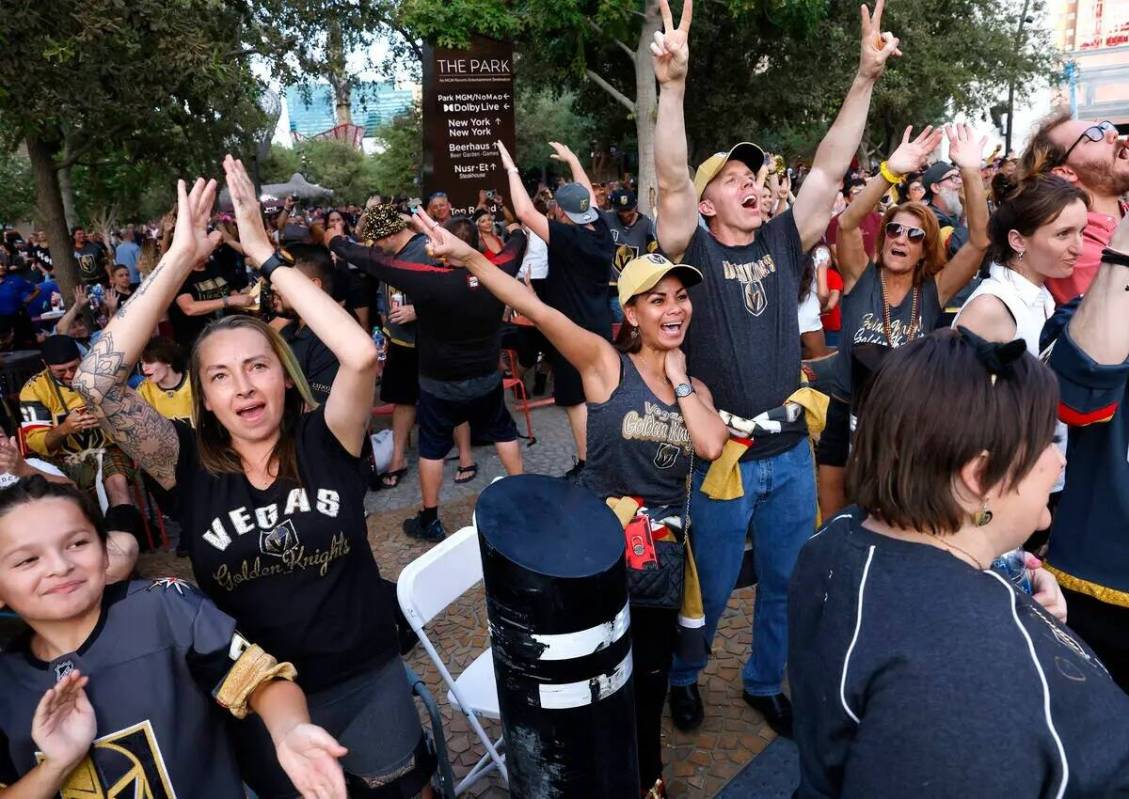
[0,0,267,168]
[0,151,36,225]
[514,87,598,171]
[369,104,423,197]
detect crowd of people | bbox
[0,0,1128,796]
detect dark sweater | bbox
[789,510,1129,798]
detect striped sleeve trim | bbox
[1044,564,1129,609]
[1058,400,1119,427]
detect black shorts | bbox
[548,345,585,407]
[231,657,434,799]
[417,383,518,460]
[380,342,419,405]
[816,395,850,468]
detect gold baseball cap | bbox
[617,253,703,307]
[693,142,766,199]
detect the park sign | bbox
[422,36,516,217]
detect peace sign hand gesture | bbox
[858,0,902,82]
[650,0,693,87]
[886,125,944,176]
[409,209,478,264]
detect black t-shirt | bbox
[679,212,806,458]
[173,408,399,692]
[790,511,1129,798]
[331,231,526,382]
[0,580,246,795]
[209,243,248,291]
[280,321,339,405]
[545,218,615,336]
[169,261,236,346]
[74,241,106,284]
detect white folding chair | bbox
[397,526,507,793]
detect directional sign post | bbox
[421,36,516,217]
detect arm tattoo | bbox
[72,331,127,405]
[115,258,169,320]
[94,384,179,489]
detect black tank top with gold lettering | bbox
[580,353,691,510]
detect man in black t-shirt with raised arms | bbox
[169,250,254,347]
[652,0,902,737]
[497,140,615,479]
[328,205,525,542]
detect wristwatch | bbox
[674,382,695,399]
[259,248,295,279]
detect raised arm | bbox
[73,179,221,490]
[54,286,90,336]
[1062,217,1129,365]
[840,126,942,292]
[225,156,379,457]
[934,125,990,306]
[652,0,699,260]
[409,210,621,403]
[792,0,901,251]
[497,141,550,244]
[549,142,597,209]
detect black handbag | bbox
[625,455,693,610]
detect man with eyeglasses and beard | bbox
[1019,114,1128,305]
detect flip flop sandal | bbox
[380,467,408,488]
[454,463,478,484]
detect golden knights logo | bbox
[37,720,176,798]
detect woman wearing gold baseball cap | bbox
[409,209,727,797]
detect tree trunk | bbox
[327,21,353,127]
[26,135,79,299]
[58,163,77,230]
[633,0,662,217]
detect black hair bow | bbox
[956,326,1026,381]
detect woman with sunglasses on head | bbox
[72,162,436,799]
[816,124,990,519]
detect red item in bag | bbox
[625,514,659,571]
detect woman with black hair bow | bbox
[789,329,1129,798]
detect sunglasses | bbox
[1059,120,1117,165]
[885,222,926,242]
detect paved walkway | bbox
[140,402,777,797]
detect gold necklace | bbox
[932,536,987,570]
[878,267,920,345]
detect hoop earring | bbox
[973,500,993,527]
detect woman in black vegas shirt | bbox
[73,159,436,798]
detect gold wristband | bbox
[879,161,904,185]
[214,643,298,719]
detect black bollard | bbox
[475,474,640,798]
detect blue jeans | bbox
[670,438,816,695]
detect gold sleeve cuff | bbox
[214,643,298,719]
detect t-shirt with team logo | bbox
[678,210,805,458]
[170,260,237,346]
[173,407,400,693]
[0,579,248,796]
[73,242,106,285]
[581,353,692,510]
[601,210,659,285]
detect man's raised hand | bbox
[858,0,901,82]
[496,140,518,173]
[651,0,692,87]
